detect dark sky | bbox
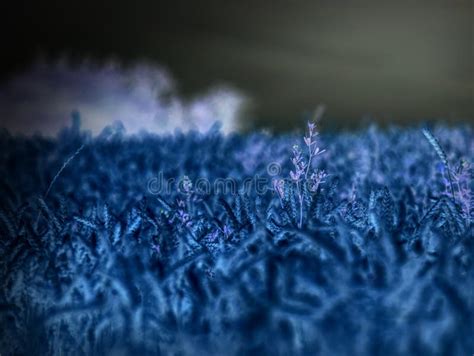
[1,0,473,130]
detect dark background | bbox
[1,0,472,130]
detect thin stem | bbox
[297,180,303,229]
[446,166,456,201]
[305,149,313,181]
[304,126,314,181]
[45,144,85,198]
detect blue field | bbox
[0,118,472,355]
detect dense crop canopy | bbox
[0,119,472,355]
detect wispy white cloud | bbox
[0,60,249,136]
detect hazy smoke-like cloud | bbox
[0,60,249,136]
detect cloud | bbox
[0,60,249,136]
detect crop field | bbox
[0,118,472,355]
